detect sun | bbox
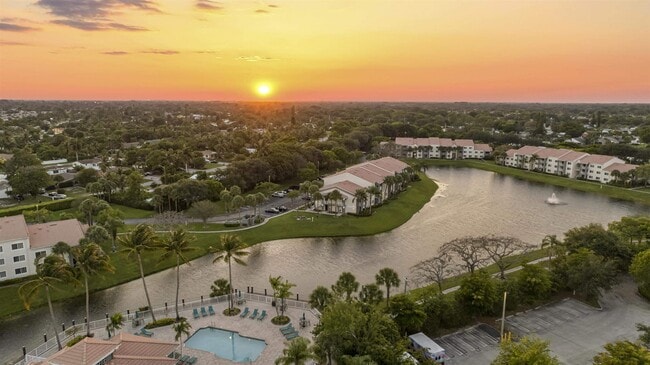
[255,83,272,97]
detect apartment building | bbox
[392,137,492,160]
[0,215,86,282]
[503,146,637,184]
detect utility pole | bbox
[404,277,408,294]
[500,291,508,341]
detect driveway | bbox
[446,277,650,365]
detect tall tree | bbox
[411,252,456,292]
[78,197,110,226]
[97,208,124,252]
[19,255,76,350]
[211,234,249,313]
[160,229,195,320]
[332,272,360,302]
[186,200,219,225]
[309,286,334,311]
[440,236,489,274]
[118,224,160,322]
[275,337,317,365]
[375,268,400,306]
[173,318,192,357]
[481,236,534,279]
[105,313,125,339]
[491,336,559,365]
[593,340,650,364]
[71,243,114,336]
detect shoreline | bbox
[0,173,439,320]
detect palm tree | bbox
[212,234,249,313]
[118,224,160,322]
[275,337,316,365]
[232,194,245,221]
[173,318,192,357]
[328,189,343,214]
[97,208,124,252]
[353,189,368,215]
[78,197,110,226]
[19,255,76,350]
[106,312,125,338]
[331,272,359,302]
[375,267,400,306]
[541,234,563,262]
[71,243,114,336]
[51,241,70,259]
[312,191,323,210]
[366,185,381,213]
[160,229,195,320]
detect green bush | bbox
[66,335,86,347]
[224,221,240,227]
[144,317,176,329]
[0,198,75,217]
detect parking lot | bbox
[449,278,650,365]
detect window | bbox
[0,271,5,278]
[0,246,3,253]
[0,258,4,265]
[13,255,26,263]
[11,243,24,250]
[35,251,47,260]
[15,267,27,275]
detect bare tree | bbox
[481,235,534,279]
[411,251,457,292]
[153,211,186,232]
[440,236,490,274]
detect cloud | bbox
[36,0,159,31]
[0,40,31,46]
[102,51,130,55]
[237,55,278,62]
[142,49,179,55]
[268,4,278,8]
[254,9,269,13]
[51,19,148,31]
[195,0,222,11]
[0,22,40,32]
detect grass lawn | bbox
[423,159,650,206]
[0,173,437,319]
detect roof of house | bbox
[0,215,29,243]
[474,144,493,152]
[603,163,638,173]
[321,180,365,195]
[76,158,101,164]
[27,219,87,249]
[38,333,177,365]
[345,166,385,184]
[370,157,409,172]
[505,149,517,158]
[454,139,474,147]
[515,146,546,155]
[394,137,415,146]
[0,153,13,161]
[557,150,589,162]
[578,154,621,165]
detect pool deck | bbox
[131,300,318,365]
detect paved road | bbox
[450,277,650,365]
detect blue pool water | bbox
[185,327,267,362]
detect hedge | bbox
[0,198,75,218]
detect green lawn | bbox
[0,174,437,319]
[422,159,650,206]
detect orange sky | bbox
[1,0,649,102]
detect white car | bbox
[271,191,286,198]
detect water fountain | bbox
[546,193,561,205]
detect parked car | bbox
[52,194,67,200]
[264,207,280,214]
[271,191,286,198]
[277,206,288,212]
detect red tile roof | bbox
[27,219,87,249]
[604,163,638,173]
[0,215,29,243]
[321,181,365,195]
[578,154,621,165]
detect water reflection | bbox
[1,167,647,362]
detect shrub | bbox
[144,317,178,329]
[0,198,74,217]
[224,221,240,227]
[271,315,291,325]
[66,335,86,347]
[517,264,553,303]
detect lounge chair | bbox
[280,326,296,335]
[257,310,267,321]
[186,356,198,365]
[139,327,154,337]
[201,307,208,317]
[239,307,250,318]
[208,305,216,316]
[285,331,300,340]
[193,308,200,319]
[177,355,190,365]
[249,308,259,320]
[279,323,293,331]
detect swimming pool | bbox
[185,327,267,362]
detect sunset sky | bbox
[0,0,648,102]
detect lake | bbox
[1,167,647,362]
